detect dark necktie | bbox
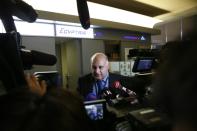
[96,80,103,98]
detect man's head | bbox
[90,53,109,80]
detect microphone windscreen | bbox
[12,0,38,22]
[113,81,121,89]
[21,50,57,67]
[76,0,90,29]
[101,88,115,100]
[31,50,57,66]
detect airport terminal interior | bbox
[1,0,197,131]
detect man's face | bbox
[91,56,109,80]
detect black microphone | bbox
[76,0,90,29]
[20,49,57,69]
[100,88,120,105]
[101,88,113,100]
[1,0,38,22]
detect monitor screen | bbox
[84,99,106,121]
[132,57,154,73]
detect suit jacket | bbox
[77,72,124,100]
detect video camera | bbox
[128,48,160,73]
[0,0,59,91]
[34,71,62,89]
[0,0,91,91]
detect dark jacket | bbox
[77,73,124,100]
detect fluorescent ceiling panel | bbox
[15,21,54,36]
[23,0,161,28]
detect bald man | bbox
[77,53,124,101]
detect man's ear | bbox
[106,61,109,69]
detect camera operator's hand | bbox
[25,73,47,96]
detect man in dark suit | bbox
[77,53,123,101]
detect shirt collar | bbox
[103,73,109,82]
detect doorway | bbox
[56,38,82,90]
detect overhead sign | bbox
[56,25,94,38]
[140,36,146,41]
[123,35,146,41]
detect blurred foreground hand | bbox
[25,74,46,96]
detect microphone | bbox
[76,0,90,29]
[113,81,137,97]
[0,0,38,22]
[12,0,38,22]
[101,88,121,106]
[113,81,138,104]
[101,88,113,100]
[20,49,57,69]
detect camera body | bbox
[34,71,61,89]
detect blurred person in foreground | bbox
[0,74,93,131]
[152,34,197,131]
